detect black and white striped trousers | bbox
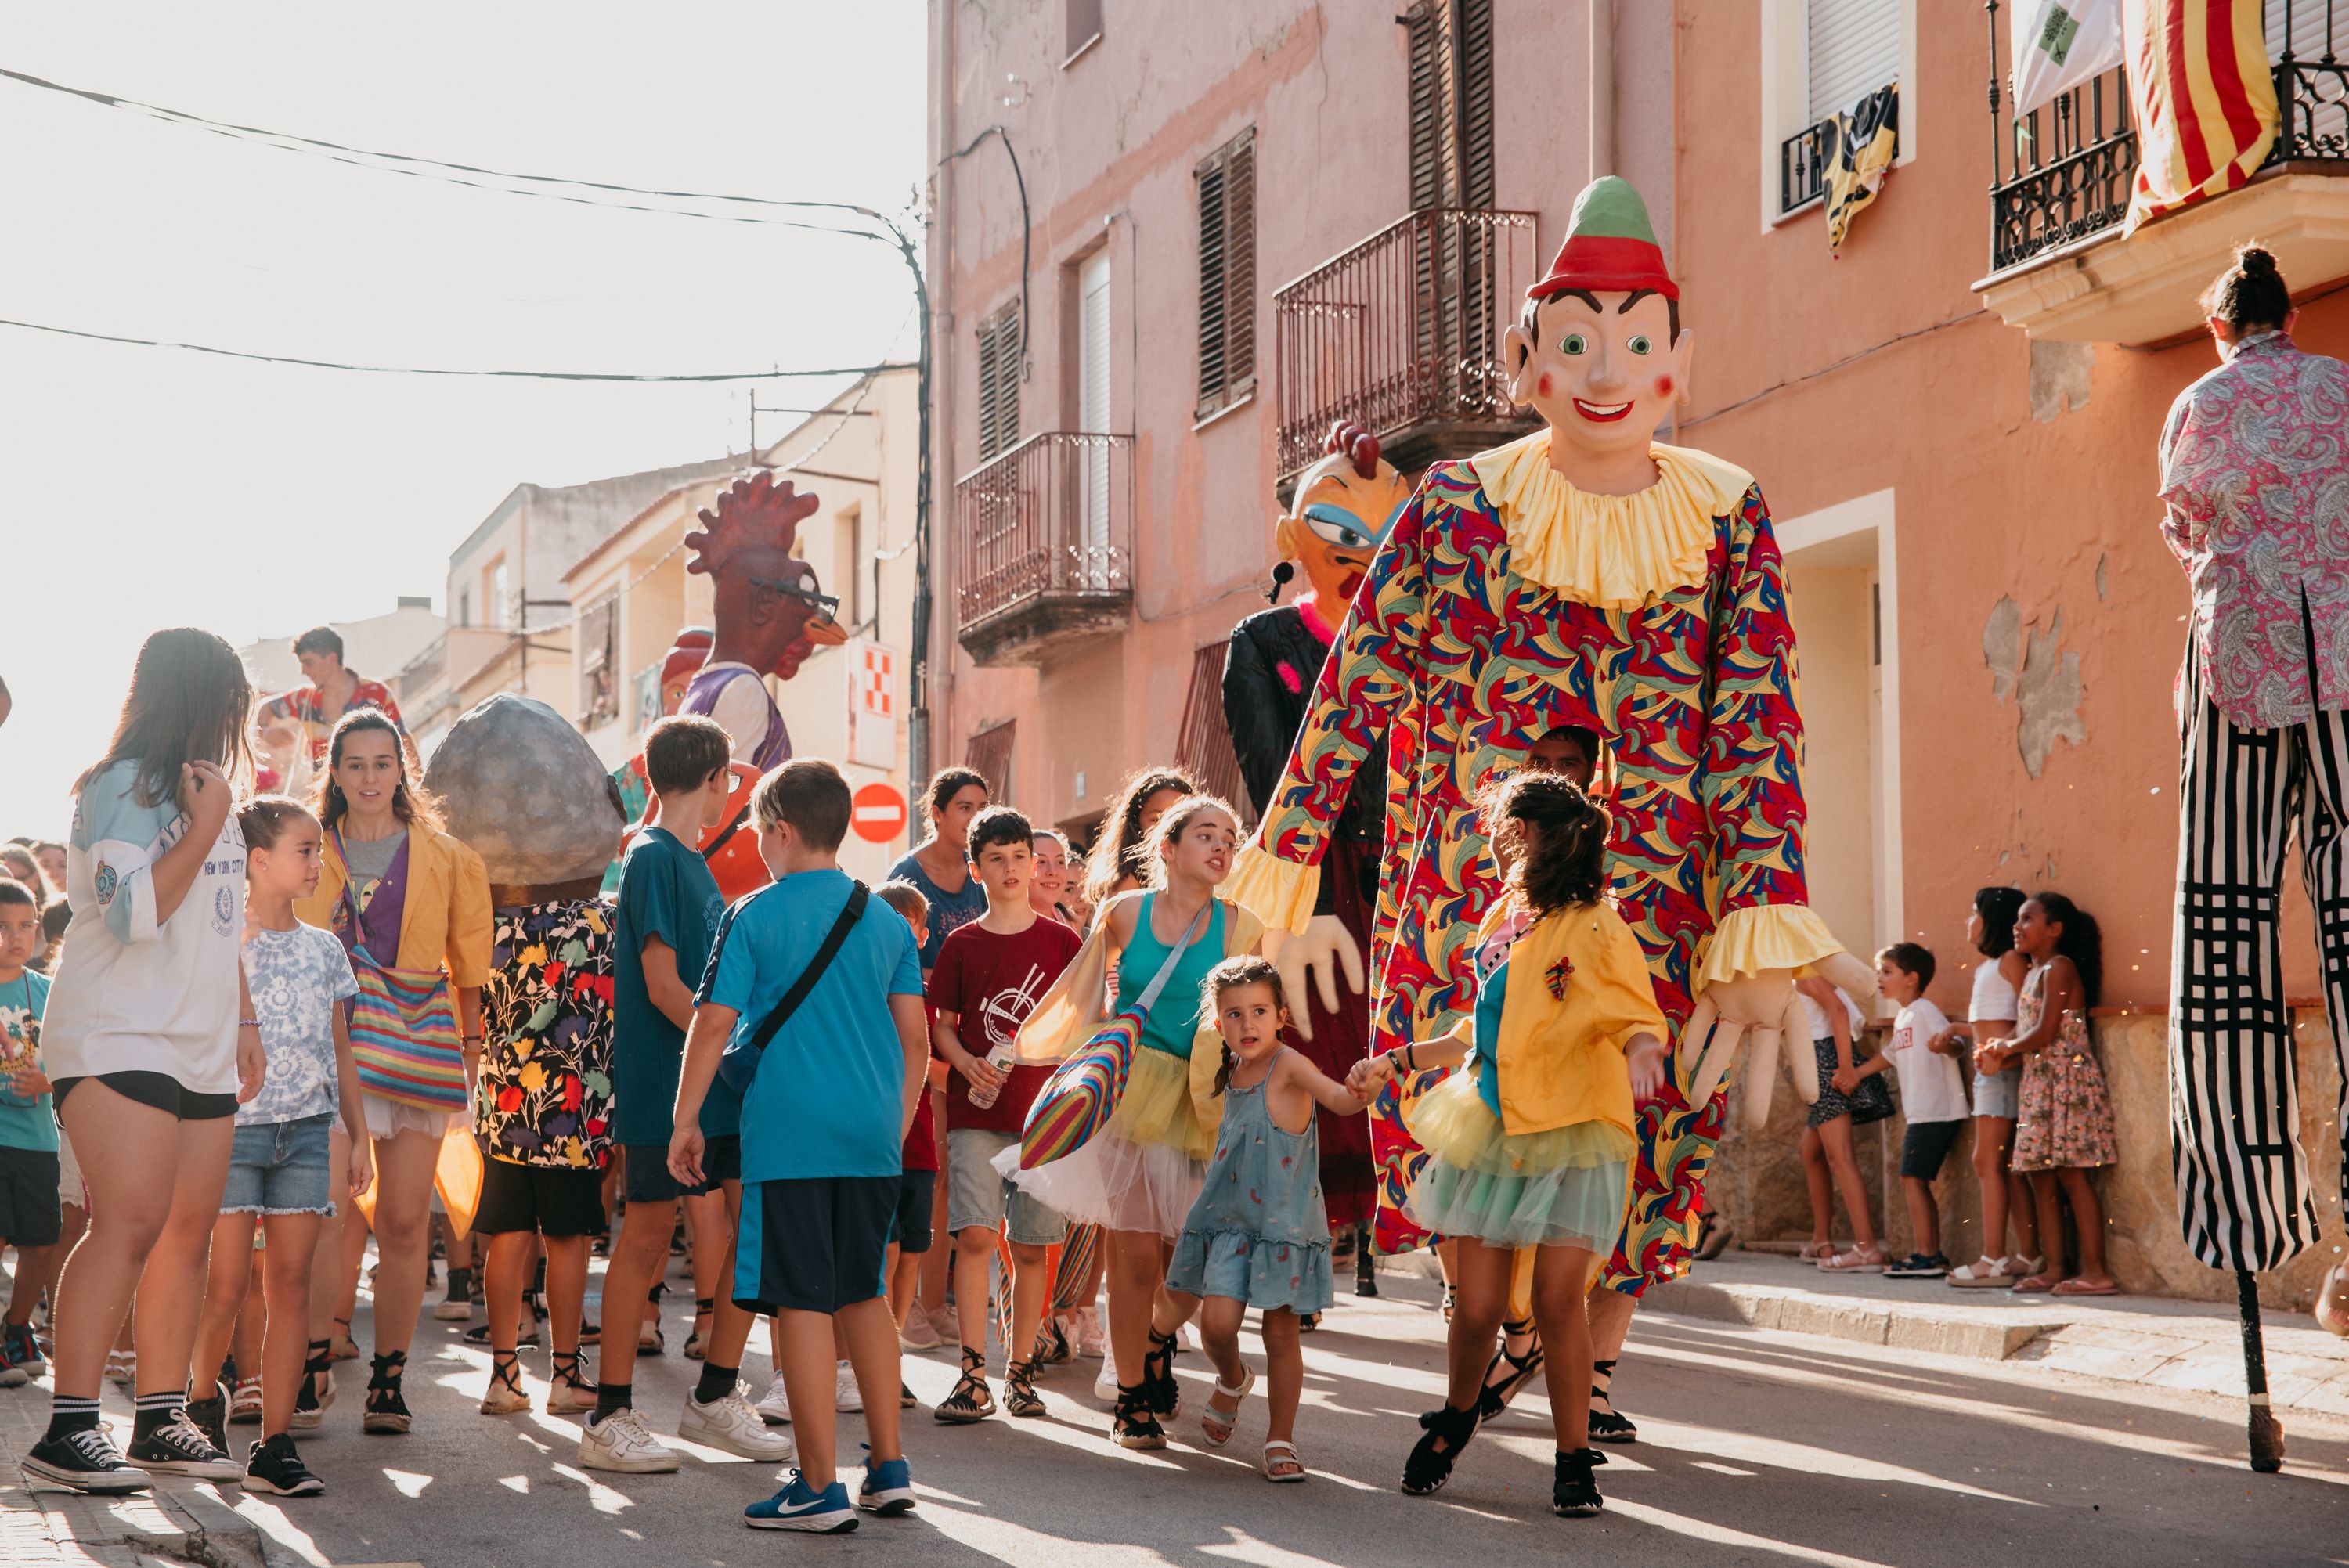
[2170,687,2349,1272]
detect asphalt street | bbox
[187,1242,2349,1568]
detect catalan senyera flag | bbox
[2123,0,2279,232]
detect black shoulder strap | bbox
[700,796,753,863]
[745,881,870,1058]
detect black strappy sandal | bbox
[363,1350,412,1434]
[293,1339,334,1428]
[933,1347,994,1424]
[1141,1325,1182,1418]
[479,1350,528,1415]
[1111,1383,1166,1450]
[1588,1357,1637,1444]
[1356,1231,1380,1298]
[1477,1317,1546,1419]
[1003,1357,1045,1418]
[1553,1447,1604,1516]
[330,1315,359,1361]
[546,1350,597,1414]
[684,1296,715,1361]
[637,1281,666,1355]
[1401,1401,1479,1495]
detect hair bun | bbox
[2238,246,2278,277]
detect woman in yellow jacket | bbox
[298,711,490,1436]
[1355,772,1666,1519]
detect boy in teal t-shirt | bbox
[0,876,60,1383]
[673,759,927,1535]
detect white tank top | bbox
[1969,958,2019,1024]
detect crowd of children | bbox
[0,622,2150,1539]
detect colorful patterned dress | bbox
[1226,433,1838,1293]
[2010,962,2116,1173]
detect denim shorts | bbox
[945,1126,1066,1247]
[221,1112,335,1216]
[1972,1065,2022,1121]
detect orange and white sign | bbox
[848,638,896,769]
[852,780,907,845]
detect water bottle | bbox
[968,1041,1018,1109]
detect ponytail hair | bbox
[2201,243,2292,332]
[2030,890,2102,1009]
[1481,770,1611,919]
[1200,954,1286,1098]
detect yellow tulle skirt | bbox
[1104,1045,1214,1162]
[1404,1069,1634,1251]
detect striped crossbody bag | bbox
[336,831,467,1113]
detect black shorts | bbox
[1900,1119,1966,1181]
[734,1175,897,1315]
[53,1071,238,1122]
[0,1145,61,1247]
[622,1134,741,1204]
[891,1168,936,1255]
[474,1158,608,1238]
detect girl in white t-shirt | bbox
[27,629,265,1498]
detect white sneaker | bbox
[577,1407,681,1474]
[680,1388,793,1461]
[834,1361,863,1413]
[1071,1307,1106,1358]
[754,1374,792,1426]
[1093,1343,1120,1401]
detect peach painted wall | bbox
[928,0,1672,836]
[1675,0,2349,1013]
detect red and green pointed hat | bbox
[1528,175,1677,302]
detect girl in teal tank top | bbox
[1117,892,1226,1058]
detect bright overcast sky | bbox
[0,3,925,836]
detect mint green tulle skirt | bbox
[1402,1069,1635,1250]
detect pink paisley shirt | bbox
[2158,331,2349,730]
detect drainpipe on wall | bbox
[1589,0,1615,183]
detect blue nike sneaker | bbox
[857,1446,916,1516]
[745,1471,857,1534]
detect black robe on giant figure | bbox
[1222,423,1413,1239]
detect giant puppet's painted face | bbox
[1503,289,1693,468]
[1276,422,1413,614]
[685,470,849,683]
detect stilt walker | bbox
[2160,245,2349,1474]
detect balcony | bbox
[1976,4,2349,344]
[954,431,1132,667]
[1272,207,1540,495]
[1779,120,1835,216]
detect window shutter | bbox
[976,302,1021,463]
[1806,0,1900,124]
[1459,0,1495,209]
[1407,3,1445,209]
[1194,128,1256,419]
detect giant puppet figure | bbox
[678,470,847,773]
[1227,178,1871,1309]
[1224,422,1414,1249]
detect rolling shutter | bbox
[1806,0,1900,124]
[2267,2,2334,65]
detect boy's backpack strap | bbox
[745,881,870,1058]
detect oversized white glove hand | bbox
[1681,949,1878,1132]
[1258,914,1364,1040]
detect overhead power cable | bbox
[0,317,912,384]
[0,64,909,240]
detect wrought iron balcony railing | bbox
[1781,119,1835,214]
[1986,0,2349,274]
[953,431,1133,666]
[1272,206,1540,488]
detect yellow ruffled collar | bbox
[1467,431,1755,609]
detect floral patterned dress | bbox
[2010,961,2116,1172]
[477,899,615,1170]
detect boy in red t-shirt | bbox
[926,807,1080,1423]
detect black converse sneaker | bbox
[23,1426,154,1494]
[183,1380,231,1456]
[244,1433,326,1497]
[126,1409,243,1480]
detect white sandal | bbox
[1818,1244,1886,1273]
[1200,1365,1255,1447]
[1946,1255,2013,1289]
[1261,1438,1306,1482]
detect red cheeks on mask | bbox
[1536,372,1555,399]
[1654,374,1675,398]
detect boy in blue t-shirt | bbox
[582,715,786,1476]
[0,876,60,1385]
[673,759,926,1536]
